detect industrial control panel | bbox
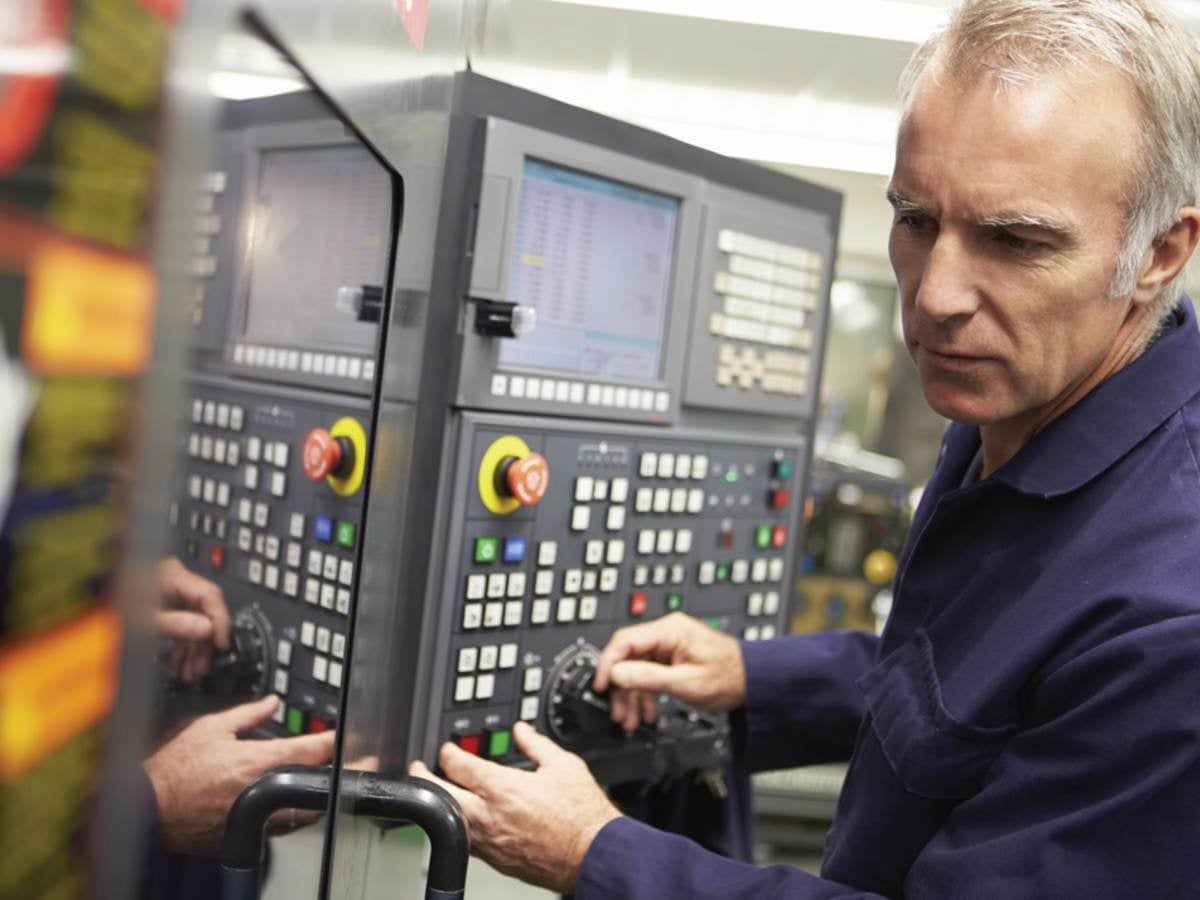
[165,73,840,786]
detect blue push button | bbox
[501,536,527,564]
[314,515,334,542]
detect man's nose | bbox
[914,236,980,322]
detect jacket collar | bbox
[951,297,1200,499]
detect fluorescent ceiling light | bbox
[209,71,304,100]
[479,61,899,174]
[542,0,949,44]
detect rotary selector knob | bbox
[205,607,271,702]
[546,642,615,748]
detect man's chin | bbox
[921,385,1006,426]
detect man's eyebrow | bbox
[975,211,1079,244]
[885,189,927,214]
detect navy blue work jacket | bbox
[579,299,1200,898]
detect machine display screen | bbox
[241,144,392,352]
[498,159,678,383]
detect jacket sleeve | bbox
[902,613,1200,897]
[739,630,878,772]
[576,817,888,900]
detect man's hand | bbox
[156,556,232,683]
[409,721,620,894]
[593,611,748,733]
[144,694,335,853]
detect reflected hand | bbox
[409,721,620,894]
[144,695,335,853]
[592,611,747,733]
[156,556,232,683]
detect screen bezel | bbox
[460,117,707,425]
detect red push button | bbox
[629,592,648,617]
[303,428,343,481]
[454,733,482,756]
[770,488,791,509]
[307,717,329,734]
[771,525,788,549]
[209,545,225,571]
[717,527,734,550]
[506,453,550,507]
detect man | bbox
[412,0,1200,896]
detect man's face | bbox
[889,63,1145,427]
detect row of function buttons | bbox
[743,624,779,642]
[186,432,291,474]
[453,641,520,703]
[715,345,810,396]
[708,310,814,353]
[461,594,604,631]
[717,228,824,274]
[637,452,709,480]
[173,502,228,541]
[272,622,347,696]
[698,557,786,585]
[233,343,376,381]
[191,399,244,431]
[489,374,670,414]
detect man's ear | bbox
[1132,207,1200,306]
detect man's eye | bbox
[994,230,1043,253]
[895,214,935,234]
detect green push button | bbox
[286,706,305,736]
[755,524,772,549]
[667,593,684,611]
[185,539,198,558]
[336,521,357,549]
[474,537,499,564]
[774,459,795,480]
[488,728,511,758]
[715,562,730,582]
[707,617,723,630]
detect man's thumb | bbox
[608,660,684,695]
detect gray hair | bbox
[899,0,1200,313]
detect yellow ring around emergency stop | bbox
[327,417,367,497]
[478,435,531,515]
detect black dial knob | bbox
[546,642,618,748]
[204,608,271,701]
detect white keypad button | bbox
[571,505,591,531]
[246,436,261,461]
[674,454,692,479]
[564,569,583,593]
[478,645,498,671]
[454,676,475,703]
[657,453,675,479]
[203,402,216,426]
[264,565,279,591]
[248,559,263,584]
[270,471,286,498]
[274,669,289,694]
[466,574,486,600]
[747,592,764,616]
[214,439,227,465]
[215,482,230,508]
[237,497,251,522]
[475,673,495,701]
[263,442,275,465]
[253,502,269,529]
[768,558,785,581]
[507,572,527,598]
[731,559,749,584]
[763,591,781,616]
[238,528,253,552]
[574,476,594,502]
[273,442,289,468]
[744,626,761,642]
[320,584,336,609]
[188,433,200,458]
[639,452,658,478]
[520,696,540,721]
[300,622,316,647]
[216,404,230,429]
[336,589,351,615]
[606,506,626,531]
[486,572,507,598]
[289,513,306,539]
[582,570,598,592]
[593,479,609,501]
[316,627,331,653]
[318,554,336,581]
[191,399,204,423]
[675,529,693,554]
[584,541,604,565]
[524,667,544,692]
[264,535,280,561]
[634,488,653,513]
[328,662,343,688]
[610,477,629,503]
[687,489,706,514]
[698,561,716,585]
[462,604,483,630]
[656,529,675,555]
[277,640,293,666]
[670,564,685,584]
[653,488,670,513]
[308,550,323,576]
[227,441,241,466]
[579,595,598,621]
[599,568,619,592]
[652,565,668,585]
[504,601,523,627]
[498,643,518,669]
[304,579,320,605]
[537,541,558,567]
[633,565,649,586]
[286,542,302,568]
[534,570,555,596]
[254,534,266,556]
[606,540,626,565]
[692,456,709,479]
[556,597,577,622]
[202,478,215,503]
[761,625,777,640]
[230,406,244,431]
[751,558,768,583]
[331,633,346,660]
[483,602,504,628]
[338,559,354,587]
[530,599,551,624]
[637,530,656,555]
[283,571,299,597]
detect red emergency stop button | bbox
[504,453,550,507]
[304,428,353,481]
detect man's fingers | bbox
[438,740,510,797]
[154,610,214,642]
[640,690,658,725]
[594,620,680,692]
[511,721,570,767]
[409,760,488,821]
[170,569,231,651]
[263,730,336,767]
[213,694,280,733]
[608,660,690,696]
